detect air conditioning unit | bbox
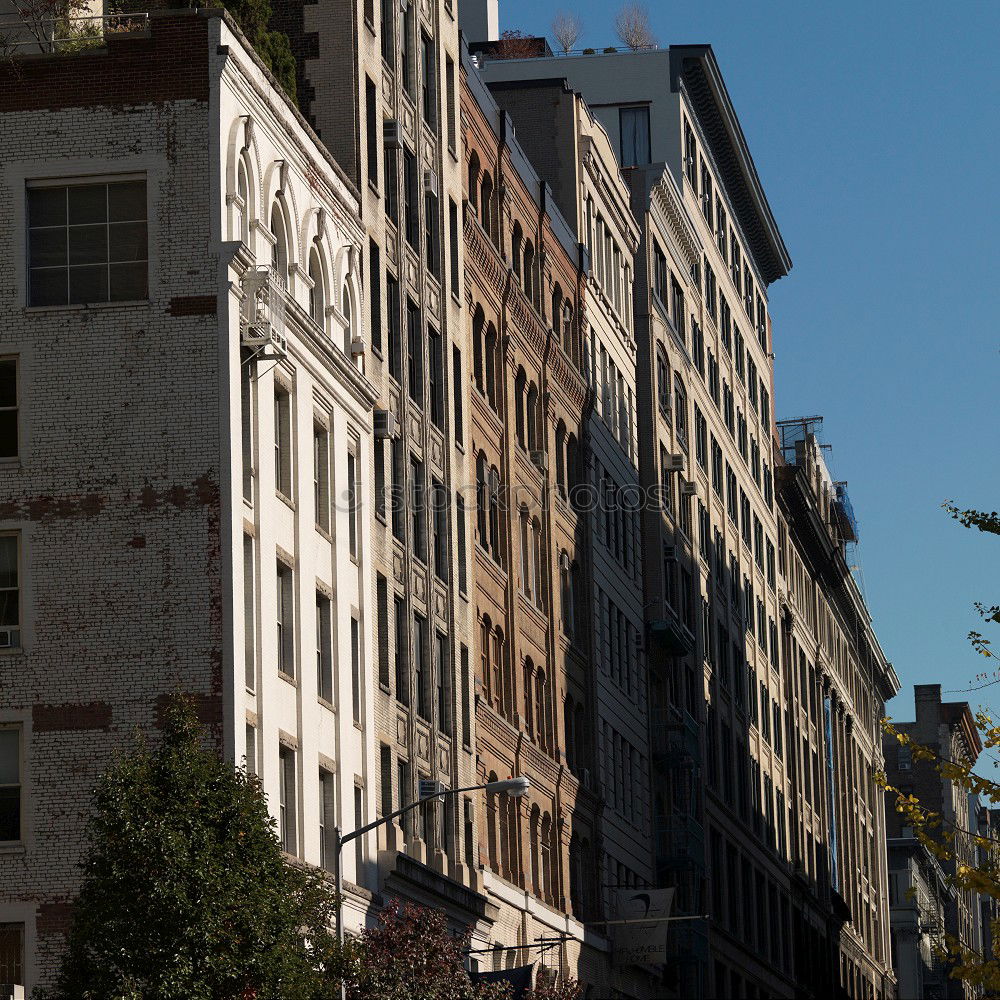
[0,629,21,650]
[663,546,677,562]
[350,336,366,357]
[530,450,548,472]
[680,480,697,497]
[423,169,439,197]
[0,986,25,1000]
[667,453,685,472]
[383,119,403,149]
[374,409,399,440]
[240,321,288,357]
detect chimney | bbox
[459,0,499,44]
[913,684,942,723]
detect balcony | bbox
[652,711,700,768]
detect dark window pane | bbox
[68,224,108,266]
[68,183,107,225]
[29,268,67,306]
[0,362,14,408]
[0,414,16,459]
[28,227,66,268]
[0,788,19,841]
[28,187,66,226]
[108,180,146,221]
[109,221,147,262]
[0,592,16,628]
[110,262,147,301]
[69,264,108,304]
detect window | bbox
[244,535,256,689]
[347,448,359,558]
[380,0,394,61]
[700,158,713,224]
[314,425,330,531]
[0,535,20,650]
[394,595,408,704]
[0,728,21,842]
[379,743,393,816]
[319,769,335,869]
[351,615,361,724]
[384,143,398,223]
[387,273,401,379]
[432,480,448,581]
[374,436,386,521]
[425,190,440,277]
[460,644,471,746]
[403,148,418,248]
[449,198,460,296]
[684,118,697,186]
[406,297,422,404]
[421,32,436,126]
[429,326,443,428]
[456,493,467,595]
[274,386,292,498]
[245,722,256,775]
[28,177,147,306]
[414,613,429,721]
[0,922,23,988]
[436,632,451,735]
[656,347,670,415]
[452,344,463,445]
[316,593,333,702]
[653,242,668,303]
[0,359,18,460]
[369,239,382,353]
[410,455,425,560]
[277,560,294,677]
[619,106,650,166]
[366,77,379,188]
[401,2,414,95]
[445,56,457,150]
[279,744,296,853]
[391,438,405,541]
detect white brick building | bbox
[0,10,379,992]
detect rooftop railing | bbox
[0,11,148,56]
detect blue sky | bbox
[499,0,1000,718]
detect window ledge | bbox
[278,670,297,687]
[315,524,333,543]
[318,696,336,713]
[0,842,26,855]
[25,299,149,314]
[0,458,21,470]
[276,491,296,512]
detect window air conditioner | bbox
[667,453,685,472]
[374,409,399,440]
[423,169,439,197]
[663,546,677,562]
[530,450,548,472]
[383,119,403,150]
[680,480,697,497]
[0,628,19,649]
[350,336,366,357]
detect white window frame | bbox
[0,725,22,845]
[0,533,21,652]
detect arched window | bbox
[341,281,355,354]
[540,812,553,901]
[476,452,489,549]
[531,518,543,609]
[529,804,541,896]
[656,345,671,414]
[571,562,582,639]
[560,551,573,635]
[484,323,498,411]
[488,466,501,560]
[473,308,485,392]
[480,614,492,704]
[519,508,531,598]
[563,301,574,360]
[308,249,325,330]
[480,171,494,239]
[526,382,538,451]
[511,221,522,278]
[514,368,526,449]
[564,695,576,771]
[492,626,504,713]
[498,784,510,878]
[486,772,498,870]
[566,434,578,493]
[270,203,288,288]
[534,667,547,750]
[551,284,563,335]
[523,656,535,738]
[555,421,566,494]
[235,157,249,243]
[505,794,519,883]
[575,702,586,770]
[522,240,534,302]
[581,837,592,914]
[468,152,480,215]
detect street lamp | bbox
[331,775,530,999]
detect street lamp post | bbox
[331,775,530,1000]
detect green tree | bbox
[43,696,333,1000]
[879,503,1000,993]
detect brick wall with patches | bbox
[0,15,221,990]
